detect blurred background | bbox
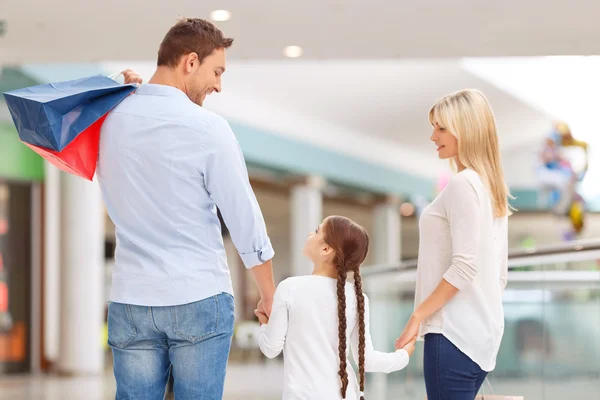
[1,1,600,399]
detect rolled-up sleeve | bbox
[204,117,274,268]
[442,175,481,290]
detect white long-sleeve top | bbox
[259,275,409,400]
[415,169,508,372]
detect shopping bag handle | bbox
[107,72,123,81]
[481,377,495,399]
[107,71,141,87]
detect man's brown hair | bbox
[157,18,234,67]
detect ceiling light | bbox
[400,203,415,217]
[209,10,231,22]
[283,45,303,58]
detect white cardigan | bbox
[415,169,508,372]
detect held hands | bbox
[396,336,417,357]
[257,296,273,317]
[254,296,273,326]
[396,313,422,349]
[254,308,269,325]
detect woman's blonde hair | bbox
[429,89,513,217]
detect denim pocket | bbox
[439,335,481,377]
[171,295,219,343]
[107,302,137,349]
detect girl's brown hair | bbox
[322,216,370,400]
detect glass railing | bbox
[362,240,600,400]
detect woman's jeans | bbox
[424,333,488,400]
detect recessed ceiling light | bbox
[283,45,303,58]
[209,10,231,22]
[400,202,415,217]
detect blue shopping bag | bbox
[2,75,137,180]
[3,74,136,151]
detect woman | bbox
[396,89,510,399]
[255,216,416,400]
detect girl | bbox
[255,215,416,400]
[396,89,510,400]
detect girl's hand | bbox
[399,337,417,356]
[254,309,269,325]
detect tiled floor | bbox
[1,364,599,400]
[0,362,284,400]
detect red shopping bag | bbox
[23,114,107,181]
[3,74,137,181]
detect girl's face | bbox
[302,219,333,263]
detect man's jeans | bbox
[107,293,235,400]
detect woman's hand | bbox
[254,309,269,325]
[396,314,422,349]
[397,279,458,348]
[398,337,417,356]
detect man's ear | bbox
[184,52,199,73]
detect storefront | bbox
[0,121,44,374]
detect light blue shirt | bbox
[97,84,274,306]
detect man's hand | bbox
[257,297,273,317]
[254,309,269,325]
[250,259,276,317]
[121,69,143,85]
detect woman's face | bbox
[430,122,458,160]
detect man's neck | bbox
[148,67,185,93]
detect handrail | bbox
[362,238,600,277]
[507,238,600,258]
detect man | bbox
[97,18,276,399]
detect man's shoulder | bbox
[173,102,229,135]
[116,93,229,136]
